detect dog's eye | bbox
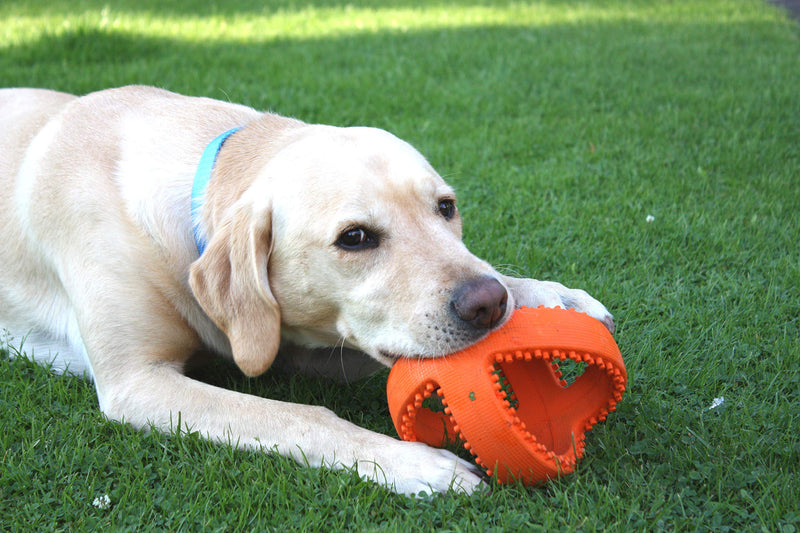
[336,227,379,251]
[438,198,456,220]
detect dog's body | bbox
[0,86,613,495]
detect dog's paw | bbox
[358,440,487,496]
[503,277,615,334]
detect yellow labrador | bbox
[0,86,614,495]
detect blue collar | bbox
[191,127,242,255]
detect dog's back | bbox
[0,89,83,371]
[0,87,259,376]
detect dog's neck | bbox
[191,127,242,255]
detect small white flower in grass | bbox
[708,397,724,410]
[92,494,111,510]
[646,214,655,223]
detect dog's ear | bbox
[189,203,280,377]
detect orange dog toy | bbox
[386,306,626,485]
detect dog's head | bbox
[190,119,513,376]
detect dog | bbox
[0,86,614,495]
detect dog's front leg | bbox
[500,275,615,333]
[70,265,483,496]
[99,362,484,496]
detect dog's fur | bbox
[0,86,614,495]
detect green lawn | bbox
[2,0,799,530]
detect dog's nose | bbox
[451,276,508,330]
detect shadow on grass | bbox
[3,10,793,130]
[3,0,646,17]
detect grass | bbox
[1,0,799,530]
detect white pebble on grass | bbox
[708,397,725,410]
[92,494,111,510]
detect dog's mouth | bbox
[380,350,443,365]
[379,349,455,364]
[376,311,511,364]
[379,332,498,364]
[380,350,409,362]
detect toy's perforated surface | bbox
[386,306,626,485]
